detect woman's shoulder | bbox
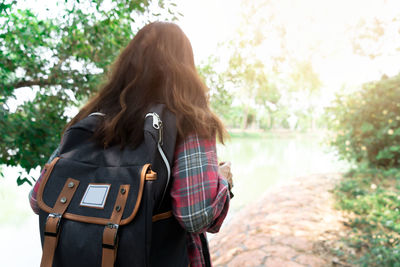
[175,133,217,152]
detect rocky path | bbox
[209,173,351,267]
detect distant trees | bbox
[202,0,322,131]
[203,0,400,132]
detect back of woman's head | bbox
[68,22,226,147]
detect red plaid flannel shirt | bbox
[171,134,230,266]
[29,134,230,266]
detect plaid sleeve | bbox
[29,146,60,214]
[170,133,230,234]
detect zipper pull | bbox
[145,112,163,145]
[159,123,163,146]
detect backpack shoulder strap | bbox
[145,104,177,206]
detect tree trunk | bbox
[311,115,316,131]
[267,107,274,129]
[241,105,249,130]
[310,107,316,131]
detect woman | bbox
[30,22,233,266]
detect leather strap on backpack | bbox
[40,178,80,267]
[101,184,130,267]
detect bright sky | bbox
[174,0,241,64]
[175,0,400,91]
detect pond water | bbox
[217,133,348,214]
[0,132,348,266]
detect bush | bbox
[329,73,400,266]
[327,74,400,168]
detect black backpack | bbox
[37,104,188,267]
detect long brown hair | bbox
[67,22,227,148]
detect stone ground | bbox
[209,173,354,267]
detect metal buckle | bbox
[106,223,119,230]
[44,213,62,237]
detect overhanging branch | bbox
[12,78,53,89]
[10,57,66,90]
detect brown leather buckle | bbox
[102,223,119,249]
[44,213,62,237]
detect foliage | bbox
[214,0,284,130]
[289,61,322,95]
[334,167,400,266]
[327,74,400,168]
[329,73,400,265]
[216,0,324,131]
[349,12,400,60]
[224,45,280,130]
[198,56,276,130]
[196,58,235,126]
[0,0,178,185]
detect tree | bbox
[350,16,400,60]
[216,0,294,130]
[288,60,322,130]
[225,50,280,130]
[219,0,331,131]
[197,57,234,125]
[0,0,178,185]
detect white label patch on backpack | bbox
[80,184,111,209]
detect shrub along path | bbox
[209,173,353,267]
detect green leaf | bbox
[389,146,400,152]
[16,176,32,186]
[361,122,374,133]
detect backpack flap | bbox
[37,157,156,226]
